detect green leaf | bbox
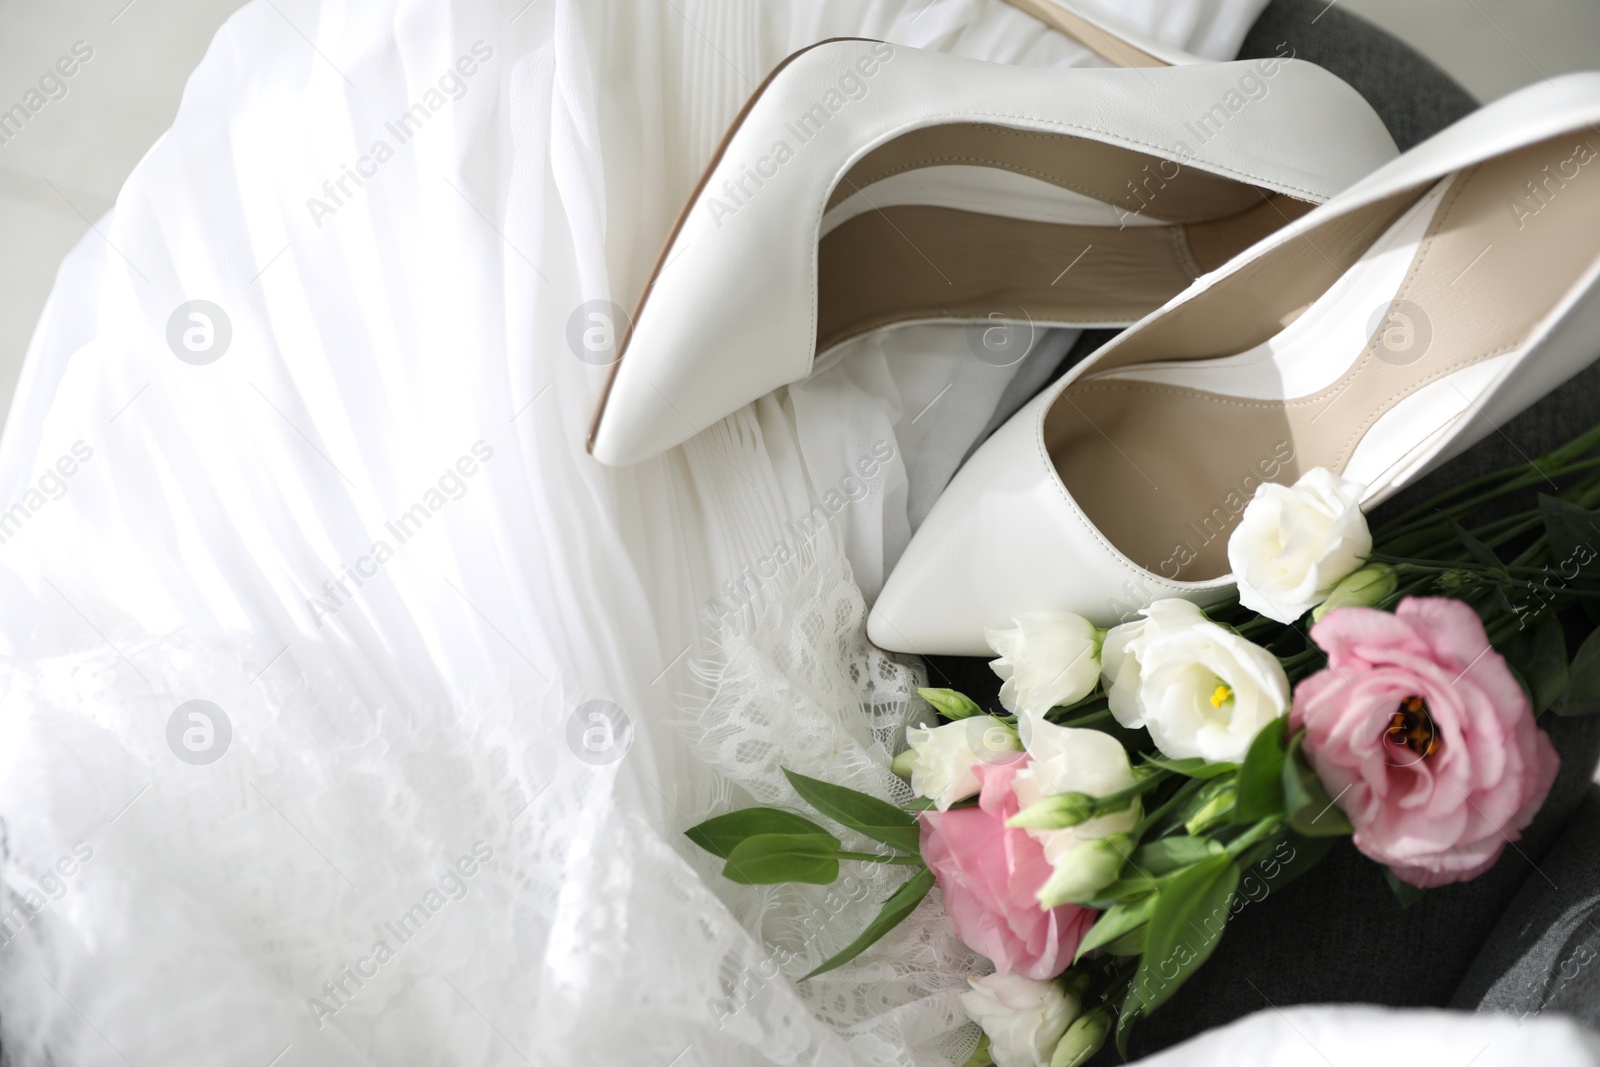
[782,768,922,853]
[685,807,833,859]
[1236,830,1337,896]
[1140,754,1238,779]
[1115,975,1142,1059]
[1499,615,1568,717]
[721,833,841,885]
[1089,855,1233,915]
[1087,875,1162,906]
[918,687,984,720]
[1131,836,1223,876]
[1449,518,1508,573]
[1538,495,1600,578]
[1103,925,1149,957]
[1557,626,1600,717]
[1283,733,1354,837]
[1383,866,1427,910]
[1130,854,1240,1017]
[1076,894,1158,959]
[1234,716,1289,822]
[801,867,935,979]
[1090,843,1236,907]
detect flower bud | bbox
[986,612,1103,733]
[919,687,985,720]
[1007,793,1096,831]
[1036,834,1132,907]
[1434,567,1478,595]
[1312,563,1399,622]
[1050,1007,1111,1067]
[901,719,1022,811]
[1057,969,1092,1003]
[961,973,1075,1067]
[1183,785,1238,835]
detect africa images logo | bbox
[703,42,895,228]
[306,841,494,1028]
[304,41,495,228]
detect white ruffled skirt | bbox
[0,2,1267,1063]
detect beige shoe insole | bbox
[816,124,1313,353]
[1045,133,1600,581]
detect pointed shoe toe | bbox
[869,385,1232,656]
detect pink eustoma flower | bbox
[1292,597,1559,888]
[919,757,1095,978]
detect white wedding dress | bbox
[1,1,1594,1064]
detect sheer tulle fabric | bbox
[0,1,1265,1063]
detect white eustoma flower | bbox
[1130,618,1290,763]
[901,719,1021,810]
[1101,599,1208,729]
[986,613,1103,738]
[1228,467,1372,624]
[960,972,1078,1067]
[1011,721,1140,905]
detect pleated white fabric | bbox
[0,2,1267,1064]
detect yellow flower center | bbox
[1209,683,1233,709]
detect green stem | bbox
[1278,648,1327,676]
[1379,481,1540,541]
[1235,616,1281,638]
[1512,534,1549,569]
[1224,816,1284,859]
[1096,768,1173,811]
[1482,514,1547,551]
[837,852,924,866]
[1373,554,1552,578]
[1052,690,1109,717]
[1052,706,1115,729]
[1486,613,1528,647]
[1377,466,1539,534]
[1542,422,1600,468]
[1096,967,1136,1013]
[1389,576,1437,600]
[1134,777,1208,838]
[1377,456,1600,543]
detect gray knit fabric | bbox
[1239,0,1478,151]
[1455,787,1600,1026]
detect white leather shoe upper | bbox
[866,377,1241,658]
[588,40,1398,467]
[869,72,1600,656]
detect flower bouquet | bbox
[686,424,1600,1067]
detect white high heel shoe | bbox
[586,38,1397,466]
[869,72,1600,656]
